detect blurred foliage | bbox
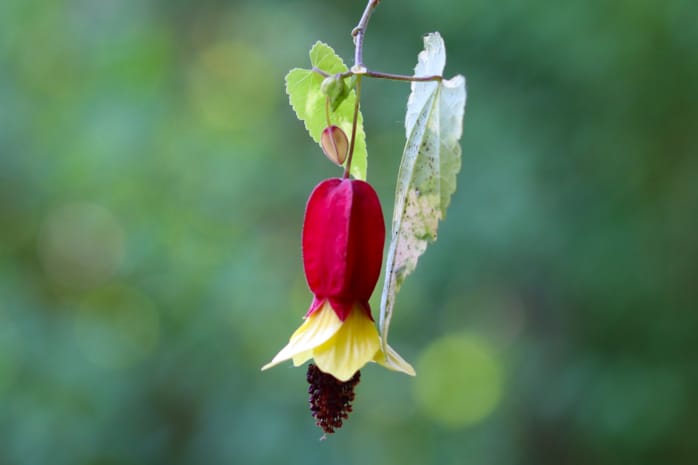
[1,0,697,464]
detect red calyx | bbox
[302,178,385,321]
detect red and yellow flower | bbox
[262,178,414,382]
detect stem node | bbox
[351,65,367,75]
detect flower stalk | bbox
[343,76,362,179]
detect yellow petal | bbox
[374,343,416,376]
[292,350,313,367]
[312,305,381,382]
[261,302,342,371]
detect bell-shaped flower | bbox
[262,178,414,381]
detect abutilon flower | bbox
[262,177,414,432]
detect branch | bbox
[308,2,445,90]
[365,70,442,82]
[351,0,381,73]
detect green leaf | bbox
[379,32,467,365]
[285,42,367,180]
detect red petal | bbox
[302,178,385,321]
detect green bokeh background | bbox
[1,0,697,464]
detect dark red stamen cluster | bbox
[307,364,361,434]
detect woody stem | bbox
[352,0,380,72]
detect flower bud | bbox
[320,125,349,166]
[320,75,350,111]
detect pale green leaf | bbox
[379,32,467,363]
[285,42,367,180]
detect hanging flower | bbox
[262,177,414,432]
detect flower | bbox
[262,178,414,382]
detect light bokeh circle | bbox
[414,333,503,428]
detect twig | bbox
[351,0,381,73]
[347,0,443,83]
[310,1,443,85]
[365,70,442,82]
